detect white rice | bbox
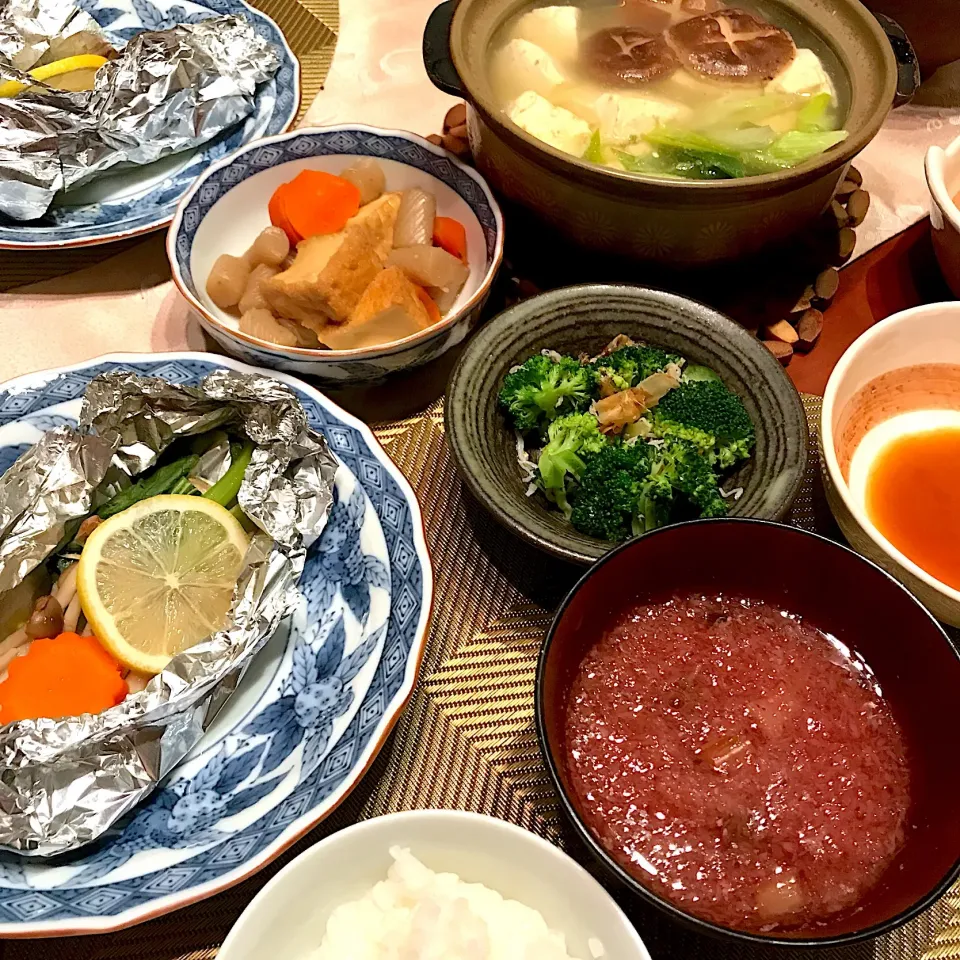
[309,847,589,960]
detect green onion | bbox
[230,503,257,533]
[203,440,254,508]
[97,454,200,519]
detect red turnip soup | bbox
[563,594,910,934]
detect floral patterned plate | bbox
[0,353,432,936]
[0,0,299,249]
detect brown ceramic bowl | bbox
[424,0,897,264]
[536,520,960,947]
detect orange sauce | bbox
[954,189,960,210]
[866,427,960,590]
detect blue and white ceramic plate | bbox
[0,353,432,937]
[0,0,299,250]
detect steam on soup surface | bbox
[489,0,848,179]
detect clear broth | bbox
[489,0,849,179]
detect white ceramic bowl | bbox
[168,126,504,384]
[217,810,653,960]
[820,302,960,625]
[925,134,960,297]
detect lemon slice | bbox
[77,495,249,675]
[0,55,108,98]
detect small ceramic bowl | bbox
[536,519,960,947]
[217,810,653,960]
[820,301,960,625]
[168,125,504,384]
[444,284,808,564]
[926,134,960,297]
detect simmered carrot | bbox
[415,285,442,326]
[0,633,127,723]
[432,216,468,263]
[268,184,302,246]
[282,170,361,239]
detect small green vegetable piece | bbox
[797,92,833,133]
[583,129,605,165]
[97,454,199,519]
[499,354,597,434]
[591,344,682,391]
[681,364,721,384]
[652,380,755,468]
[169,476,199,496]
[230,503,257,533]
[203,440,254,508]
[745,129,848,172]
[536,413,609,516]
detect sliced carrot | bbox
[268,183,302,246]
[415,285,442,326]
[432,216,468,263]
[283,170,361,239]
[0,633,127,723]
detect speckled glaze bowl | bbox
[820,302,960,626]
[424,0,898,265]
[444,284,808,564]
[168,126,503,385]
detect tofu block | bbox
[320,267,433,350]
[766,48,835,99]
[595,92,688,144]
[511,6,580,63]
[264,192,401,331]
[507,90,592,157]
[491,38,565,102]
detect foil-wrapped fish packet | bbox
[0,0,280,221]
[0,370,338,856]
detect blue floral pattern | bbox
[0,355,429,932]
[0,0,298,247]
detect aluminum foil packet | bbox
[0,370,338,856]
[0,0,280,221]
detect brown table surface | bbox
[789,219,953,396]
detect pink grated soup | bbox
[563,594,911,933]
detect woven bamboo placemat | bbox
[5,395,959,960]
[0,0,338,292]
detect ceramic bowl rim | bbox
[449,0,896,197]
[820,301,960,606]
[925,134,960,233]
[534,517,960,949]
[217,809,653,960]
[166,124,505,363]
[445,282,808,565]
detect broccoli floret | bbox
[536,413,609,516]
[681,363,721,384]
[651,380,755,468]
[499,354,597,434]
[570,443,669,541]
[591,345,682,391]
[650,438,728,519]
